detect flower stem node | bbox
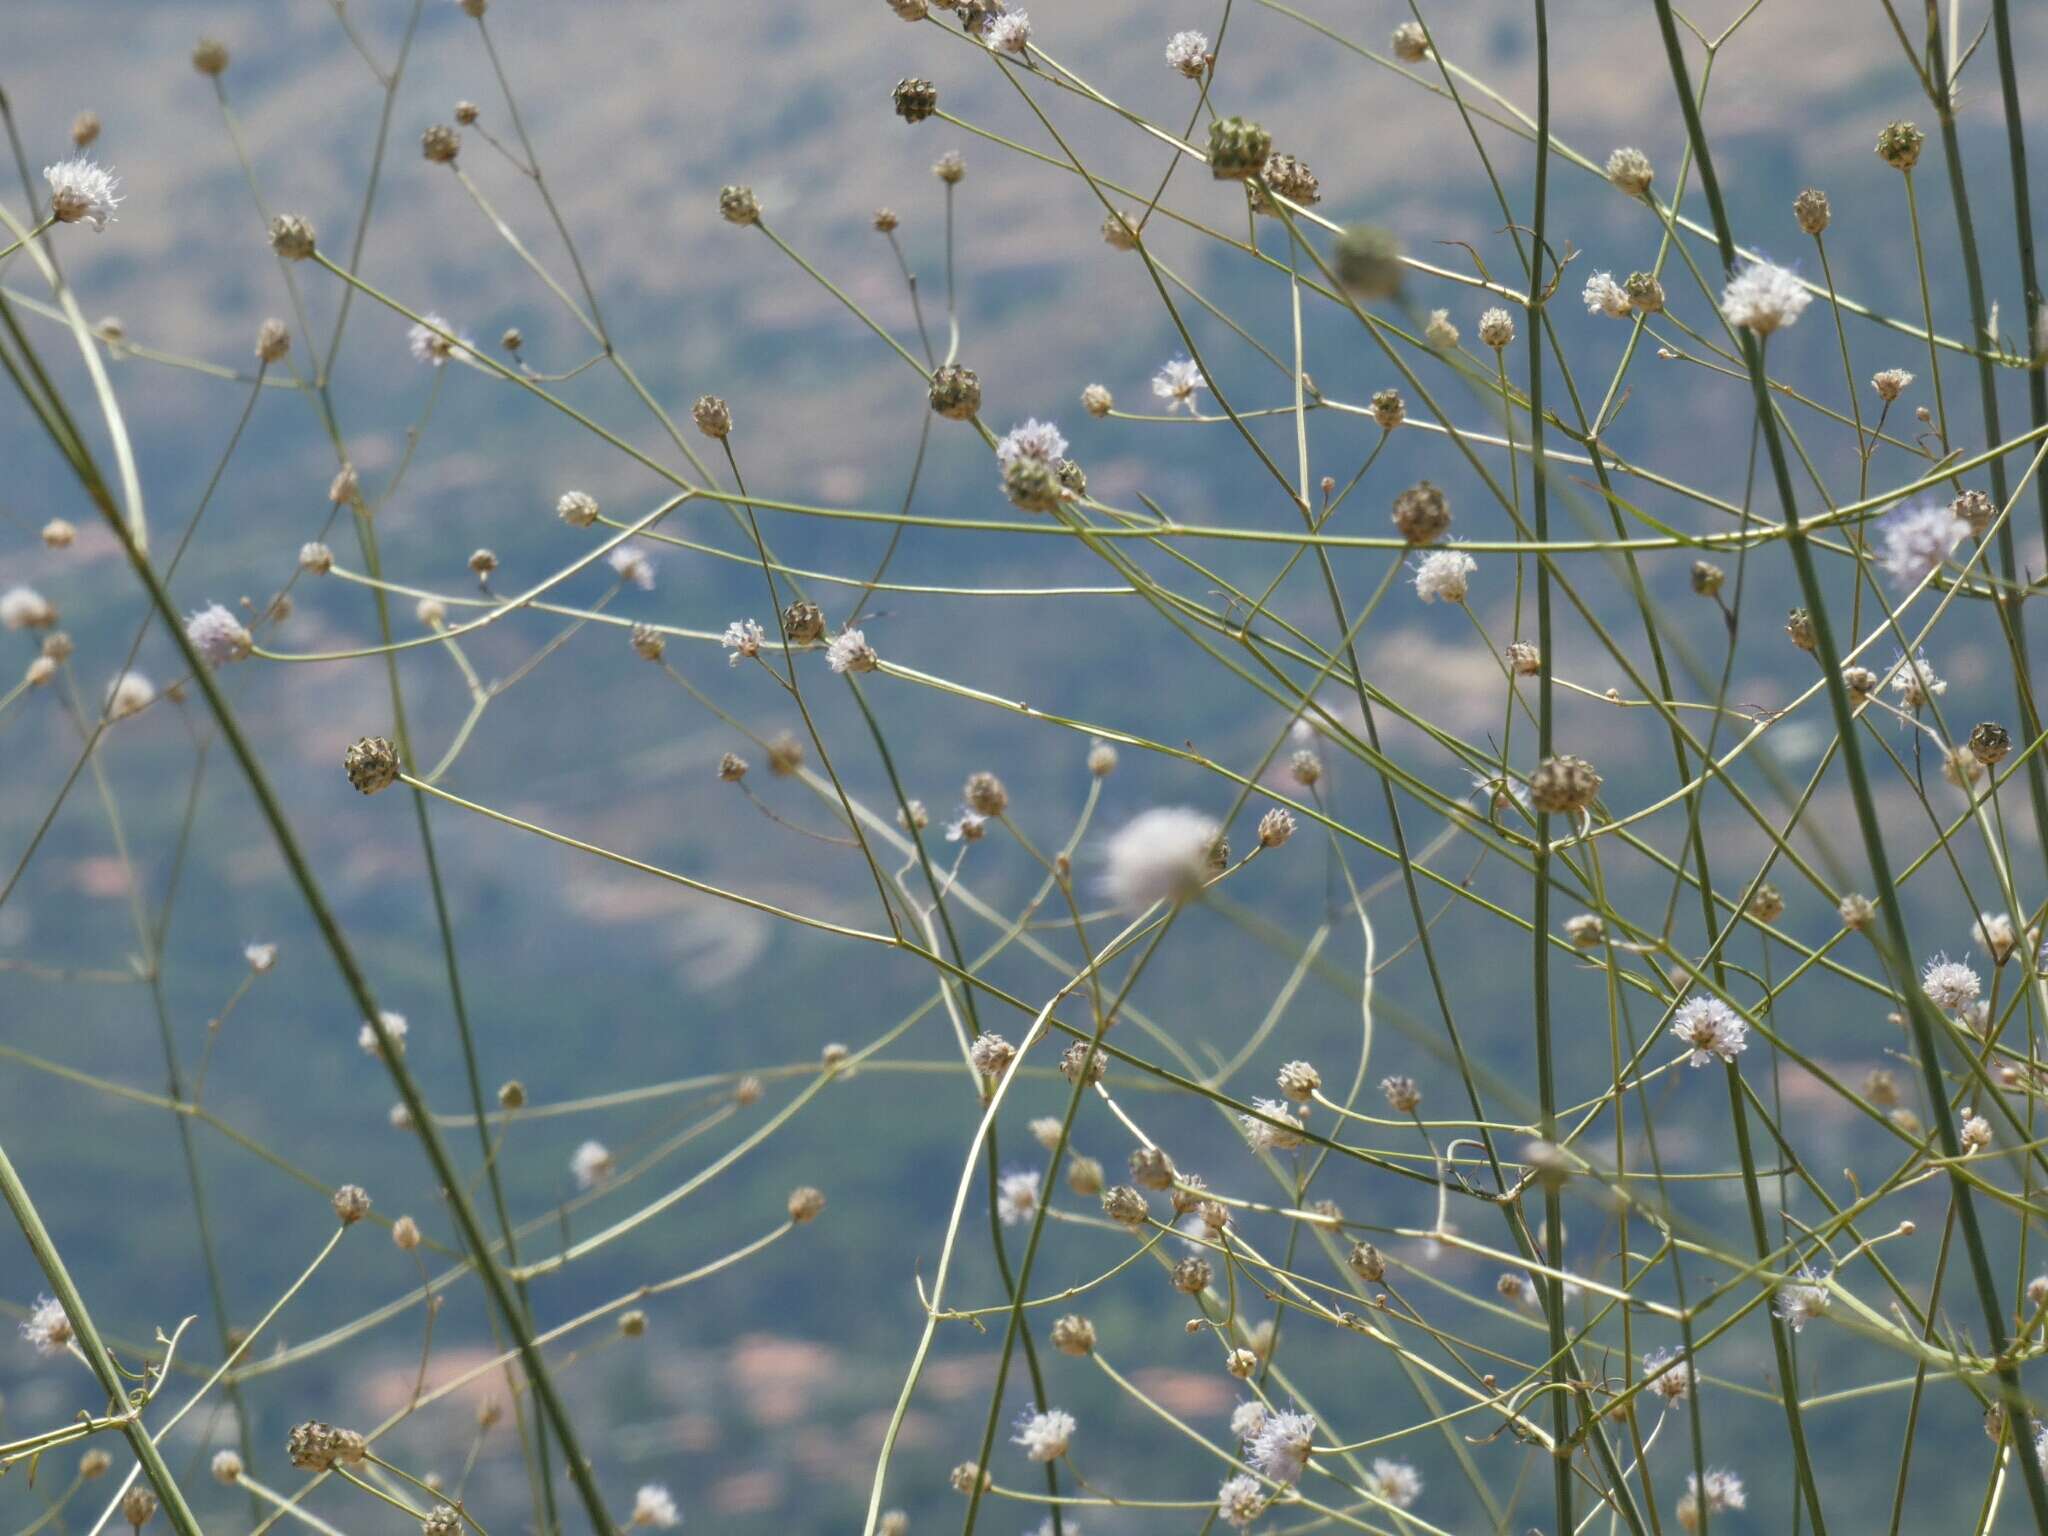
[344,737,401,796]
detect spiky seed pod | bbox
[718,185,761,224]
[1786,607,1817,651]
[1528,755,1602,815]
[1604,147,1654,196]
[1748,884,1785,922]
[1172,1256,1213,1294]
[1050,1314,1096,1355]
[1101,1184,1150,1227]
[787,1186,827,1223]
[421,124,461,163]
[1690,560,1725,596]
[932,150,966,183]
[928,363,981,419]
[1257,808,1295,847]
[269,214,317,260]
[1793,186,1831,235]
[1348,1240,1386,1282]
[1623,271,1665,313]
[1060,1039,1104,1084]
[1206,116,1272,180]
[81,1450,111,1480]
[965,771,1008,815]
[1370,388,1405,429]
[344,737,401,796]
[1390,20,1428,61]
[331,1184,372,1224]
[1391,480,1451,544]
[1506,641,1541,676]
[192,38,230,74]
[286,1422,353,1471]
[892,78,938,124]
[1334,225,1403,300]
[631,624,666,661]
[1004,455,1062,513]
[1249,153,1321,214]
[1876,121,1925,170]
[692,395,732,438]
[782,602,826,644]
[1129,1146,1177,1190]
[1969,721,2012,766]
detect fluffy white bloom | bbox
[1772,1268,1830,1332]
[1240,1097,1304,1151]
[406,314,470,365]
[245,942,278,973]
[1643,1347,1693,1405]
[1669,995,1747,1066]
[996,1168,1041,1226]
[825,628,877,674]
[1011,1405,1074,1461]
[1029,1116,1063,1150]
[945,811,986,843]
[1961,1111,1993,1151]
[1369,1459,1421,1509]
[1412,549,1475,603]
[44,158,121,229]
[185,603,253,667]
[1720,258,1811,335]
[721,618,765,665]
[1166,30,1209,76]
[1922,954,1982,1013]
[629,1485,678,1528]
[19,1295,72,1356]
[1975,912,2018,963]
[995,418,1068,467]
[1583,271,1631,318]
[1217,1474,1263,1528]
[1230,1400,1269,1443]
[1246,1408,1316,1486]
[105,671,155,720]
[607,546,655,590]
[1677,1469,1746,1531]
[1889,649,1947,709]
[2,586,57,630]
[1152,357,1207,414]
[359,1010,408,1058]
[1024,1522,1074,1536]
[983,9,1031,51]
[1102,806,1222,909]
[1878,500,1968,588]
[571,1139,615,1189]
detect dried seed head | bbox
[1206,116,1272,180]
[1505,641,1541,676]
[1379,1074,1421,1113]
[1528,755,1601,815]
[1391,480,1451,544]
[211,1450,243,1484]
[873,207,899,232]
[421,1508,462,1536]
[287,1422,366,1472]
[1257,808,1296,847]
[1478,307,1517,348]
[1604,146,1654,197]
[1785,608,1817,651]
[1276,1059,1320,1101]
[1003,455,1063,513]
[498,1080,526,1109]
[269,214,317,261]
[767,733,805,776]
[1748,884,1785,923]
[964,771,1009,816]
[1793,186,1831,235]
[1101,1184,1150,1227]
[392,1215,421,1250]
[949,1464,990,1495]
[1969,721,2011,766]
[192,37,230,74]
[556,490,599,527]
[1130,1145,1177,1190]
[1843,665,1878,700]
[787,1186,827,1224]
[618,1309,648,1338]
[1289,748,1323,787]
[1066,1155,1104,1196]
[1690,560,1725,597]
[1334,224,1403,300]
[1081,382,1114,417]
[892,78,938,123]
[1250,153,1321,213]
[421,124,460,163]
[713,751,748,786]
[468,548,498,578]
[1060,1039,1106,1085]
[933,150,966,183]
[332,1184,372,1224]
[1369,388,1406,429]
[72,111,101,148]
[1876,120,1925,170]
[1054,457,1087,497]
[453,100,480,125]
[254,318,292,363]
[501,328,522,351]
[630,624,666,662]
[1564,913,1605,947]
[1623,270,1666,313]
[692,395,733,439]
[928,363,981,419]
[1390,20,1429,61]
[344,737,400,795]
[968,1032,1016,1078]
[1953,488,1994,536]
[81,1450,112,1480]
[782,602,826,644]
[1348,1241,1387,1282]
[718,185,761,225]
[1172,1256,1213,1294]
[1838,893,1876,930]
[123,1488,158,1529]
[821,1042,850,1069]
[1871,367,1913,403]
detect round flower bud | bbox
[1876,121,1925,171]
[1129,1146,1176,1190]
[1101,1184,1150,1227]
[556,490,599,528]
[1748,883,1784,922]
[332,1184,372,1224]
[892,78,938,124]
[787,1186,827,1223]
[1690,559,1725,596]
[950,1464,990,1496]
[256,319,291,363]
[822,1042,850,1068]
[1225,1347,1258,1378]
[1050,1314,1096,1356]
[1065,1155,1104,1196]
[498,1080,526,1109]
[392,1215,421,1250]
[72,111,101,149]
[1380,1074,1422,1112]
[42,518,77,548]
[1290,748,1323,786]
[1004,455,1063,513]
[1206,116,1272,180]
[1334,225,1402,300]
[1172,1256,1213,1294]
[502,328,523,351]
[734,1075,763,1105]
[767,733,804,775]
[1060,1039,1104,1084]
[212,1450,243,1484]
[1604,146,1654,197]
[1390,20,1429,61]
[873,208,899,232]
[631,624,666,661]
[1348,1240,1387,1282]
[718,185,761,225]
[454,100,480,125]
[344,737,401,796]
[619,1309,648,1337]
[1391,480,1450,544]
[1969,721,2011,766]
[1793,187,1831,235]
[933,151,966,184]
[192,38,230,75]
[1257,808,1295,847]
[1251,153,1321,213]
[1623,271,1665,313]
[929,363,981,419]
[329,465,360,505]
[1425,309,1460,348]
[1081,383,1113,418]
[1276,1059,1320,1101]
[692,395,732,439]
[421,124,461,164]
[422,1508,461,1536]
[468,548,498,578]
[123,1488,158,1529]
[269,214,317,261]
[1843,665,1878,700]
[25,656,55,688]
[969,1031,1016,1078]
[1528,755,1601,815]
[81,1450,112,1480]
[965,771,1008,815]
[718,752,749,782]
[1785,607,1816,652]
[1478,307,1517,348]
[1370,388,1405,429]
[1088,739,1118,775]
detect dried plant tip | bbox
[209,1449,243,1484]
[328,465,359,506]
[1250,153,1322,213]
[1505,641,1541,676]
[269,214,317,260]
[780,601,825,644]
[1065,1154,1104,1195]
[1334,225,1403,300]
[1876,120,1925,170]
[1060,1039,1106,1085]
[1085,738,1119,776]
[1942,745,1982,788]
[1101,1184,1150,1227]
[1390,20,1429,60]
[421,124,461,163]
[1081,382,1113,417]
[1793,186,1831,234]
[787,1186,827,1223]
[1369,388,1406,429]
[1050,1314,1095,1355]
[892,78,938,123]
[964,771,1008,816]
[71,111,101,148]
[1528,754,1601,814]
[1953,488,1994,536]
[718,185,761,224]
[1968,721,2011,766]
[191,37,230,74]
[467,549,498,578]
[331,1183,372,1224]
[1604,146,1654,196]
[1289,747,1323,787]
[453,100,479,125]
[1129,1145,1177,1190]
[691,394,732,438]
[734,1075,764,1105]
[1748,884,1784,923]
[1425,308,1459,348]
[287,1422,366,1472]
[252,317,292,363]
[1172,1256,1213,1294]
[1785,608,1816,651]
[629,623,666,662]
[968,1031,1015,1078]
[1391,480,1451,544]
[872,207,899,232]
[501,328,522,351]
[1207,116,1272,180]
[928,363,981,419]
[344,737,401,795]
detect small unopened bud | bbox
[1793,187,1831,235]
[123,1488,158,1530]
[392,1215,421,1250]
[344,737,401,795]
[787,1186,827,1223]
[618,1309,648,1337]
[212,1450,243,1484]
[332,1184,372,1224]
[1087,739,1118,775]
[1690,560,1725,597]
[1257,808,1295,847]
[498,1080,526,1109]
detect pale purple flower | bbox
[825,628,878,674]
[1229,1400,1269,1443]
[1922,954,1982,1014]
[1583,271,1631,318]
[105,671,155,720]
[1669,995,1747,1066]
[995,418,1068,467]
[945,812,986,843]
[1878,499,1969,587]
[1240,1097,1304,1152]
[1165,30,1209,76]
[1412,548,1475,603]
[983,9,1031,51]
[1011,1405,1074,1461]
[1217,1474,1262,1528]
[1246,1409,1316,1485]
[1721,258,1811,335]
[1152,357,1207,413]
[1772,1267,1831,1332]
[607,546,655,590]
[721,618,765,665]
[185,603,252,667]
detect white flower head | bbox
[1246,1408,1316,1486]
[1878,499,1969,588]
[244,942,278,973]
[1029,1116,1063,1150]
[983,9,1031,51]
[1011,1405,1074,1462]
[19,1295,73,1356]
[407,314,471,366]
[1240,1096,1304,1152]
[1669,995,1747,1066]
[1370,1458,1422,1509]
[629,1485,678,1528]
[1166,30,1210,77]
[1583,271,1632,318]
[105,671,156,720]
[607,546,655,591]
[1642,1346,1693,1405]
[1677,1470,1747,1531]
[359,1010,408,1058]
[1772,1267,1831,1332]
[1217,1474,1263,1528]
[996,1168,1041,1226]
[1922,954,1982,1014]
[1152,357,1207,414]
[1102,806,1223,909]
[1,587,57,630]
[721,618,765,665]
[44,158,121,229]
[1721,258,1811,336]
[825,628,878,674]
[995,418,1068,468]
[1889,649,1947,709]
[1412,548,1476,604]
[186,603,253,667]
[570,1139,615,1189]
[945,811,986,843]
[1975,912,2018,963]
[1230,1399,1269,1443]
